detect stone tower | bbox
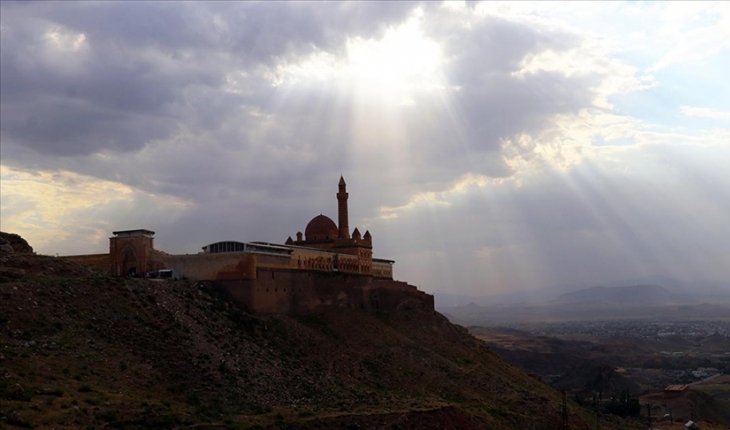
[337,175,350,239]
[109,229,155,276]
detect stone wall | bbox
[255,254,292,270]
[57,228,423,316]
[150,250,260,281]
[372,260,393,279]
[215,269,434,314]
[57,248,430,315]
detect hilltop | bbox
[0,232,648,429]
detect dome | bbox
[305,214,338,241]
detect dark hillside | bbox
[0,233,640,429]
[641,389,730,427]
[552,362,640,395]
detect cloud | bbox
[1,2,728,294]
[650,2,730,71]
[681,106,730,122]
[374,144,730,293]
[1,2,610,185]
[0,165,193,255]
[0,2,417,157]
[2,2,607,208]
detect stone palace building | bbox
[62,177,433,314]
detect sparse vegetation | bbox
[0,233,662,429]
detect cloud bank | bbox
[2,2,728,295]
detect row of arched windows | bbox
[300,256,334,271]
[295,254,374,274]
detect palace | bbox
[63,177,433,314]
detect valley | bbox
[464,316,730,427]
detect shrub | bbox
[94,410,118,422]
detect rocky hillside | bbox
[1,233,643,429]
[641,389,730,427]
[552,362,640,395]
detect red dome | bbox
[305,215,338,241]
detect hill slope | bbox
[641,389,730,427]
[1,233,634,429]
[552,362,640,395]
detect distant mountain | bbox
[434,293,492,308]
[435,276,730,311]
[614,275,730,295]
[434,285,581,308]
[554,284,672,306]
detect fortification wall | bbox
[58,253,111,273]
[57,249,429,315]
[372,260,393,279]
[368,279,435,311]
[216,269,434,314]
[255,254,292,270]
[151,251,259,281]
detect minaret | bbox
[337,175,350,239]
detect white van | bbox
[156,269,181,280]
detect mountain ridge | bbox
[553,284,672,306]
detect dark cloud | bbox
[0,0,606,207]
[0,2,417,156]
[0,1,592,192]
[3,2,725,294]
[422,14,593,154]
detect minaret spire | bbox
[337,176,349,239]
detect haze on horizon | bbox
[1,1,728,297]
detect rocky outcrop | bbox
[1,233,102,278]
[1,232,33,277]
[0,232,34,255]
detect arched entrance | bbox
[122,247,137,277]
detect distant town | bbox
[514,319,730,340]
[475,318,730,390]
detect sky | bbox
[1,1,729,296]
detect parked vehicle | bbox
[145,269,181,280]
[157,269,180,280]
